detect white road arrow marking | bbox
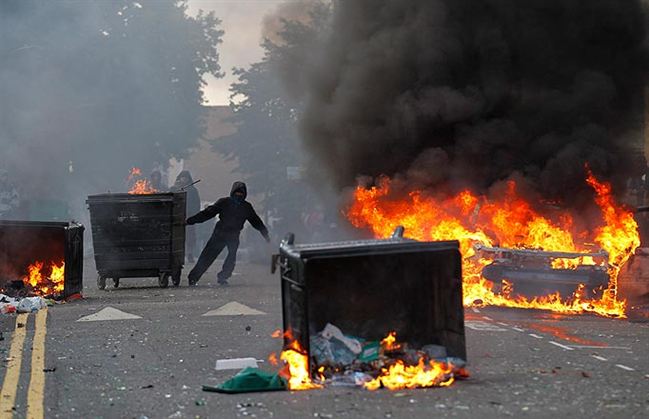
[77,307,142,322]
[202,301,266,316]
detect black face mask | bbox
[233,194,244,204]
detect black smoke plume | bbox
[299,0,649,203]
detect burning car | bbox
[476,245,610,299]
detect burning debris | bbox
[347,169,638,318]
[272,328,467,391]
[22,260,65,297]
[0,221,84,301]
[127,167,158,195]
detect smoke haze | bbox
[299,0,649,204]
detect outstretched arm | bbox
[248,207,270,242]
[187,199,225,225]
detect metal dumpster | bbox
[274,229,466,375]
[87,192,186,289]
[0,220,84,298]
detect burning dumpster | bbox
[0,220,84,298]
[86,192,186,289]
[273,229,466,389]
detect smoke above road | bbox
[298,0,649,203]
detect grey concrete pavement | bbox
[1,256,648,419]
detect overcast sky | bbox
[187,0,291,105]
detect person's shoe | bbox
[188,277,198,287]
[217,278,229,286]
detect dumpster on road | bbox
[86,192,186,289]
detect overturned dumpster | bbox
[272,228,467,390]
[87,192,186,289]
[0,220,84,298]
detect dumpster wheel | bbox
[159,272,170,288]
[113,278,120,288]
[97,275,107,290]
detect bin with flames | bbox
[0,220,84,299]
[272,230,467,390]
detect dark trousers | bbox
[188,233,239,283]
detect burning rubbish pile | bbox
[347,169,639,318]
[273,327,468,391]
[127,167,158,195]
[0,260,65,299]
[0,221,84,302]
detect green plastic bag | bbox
[202,367,287,394]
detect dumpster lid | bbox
[86,192,184,204]
[281,237,459,259]
[0,220,81,229]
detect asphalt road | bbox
[1,256,648,419]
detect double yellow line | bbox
[0,309,48,419]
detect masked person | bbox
[186,181,269,286]
[171,170,200,262]
[150,170,166,192]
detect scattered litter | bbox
[422,344,447,359]
[1,294,48,314]
[140,384,154,389]
[215,357,260,371]
[17,297,47,313]
[43,367,56,373]
[203,367,286,394]
[328,371,373,387]
[310,323,364,366]
[195,399,206,406]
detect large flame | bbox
[22,260,65,296]
[347,171,639,318]
[127,167,158,194]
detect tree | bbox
[213,3,331,234]
[0,0,223,214]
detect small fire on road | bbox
[347,168,639,318]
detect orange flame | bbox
[366,332,462,390]
[127,167,158,194]
[347,171,638,318]
[364,358,456,390]
[279,340,322,390]
[22,260,65,296]
[381,331,402,351]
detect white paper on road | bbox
[76,307,142,322]
[202,301,266,316]
[215,357,260,370]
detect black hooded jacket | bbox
[186,181,269,239]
